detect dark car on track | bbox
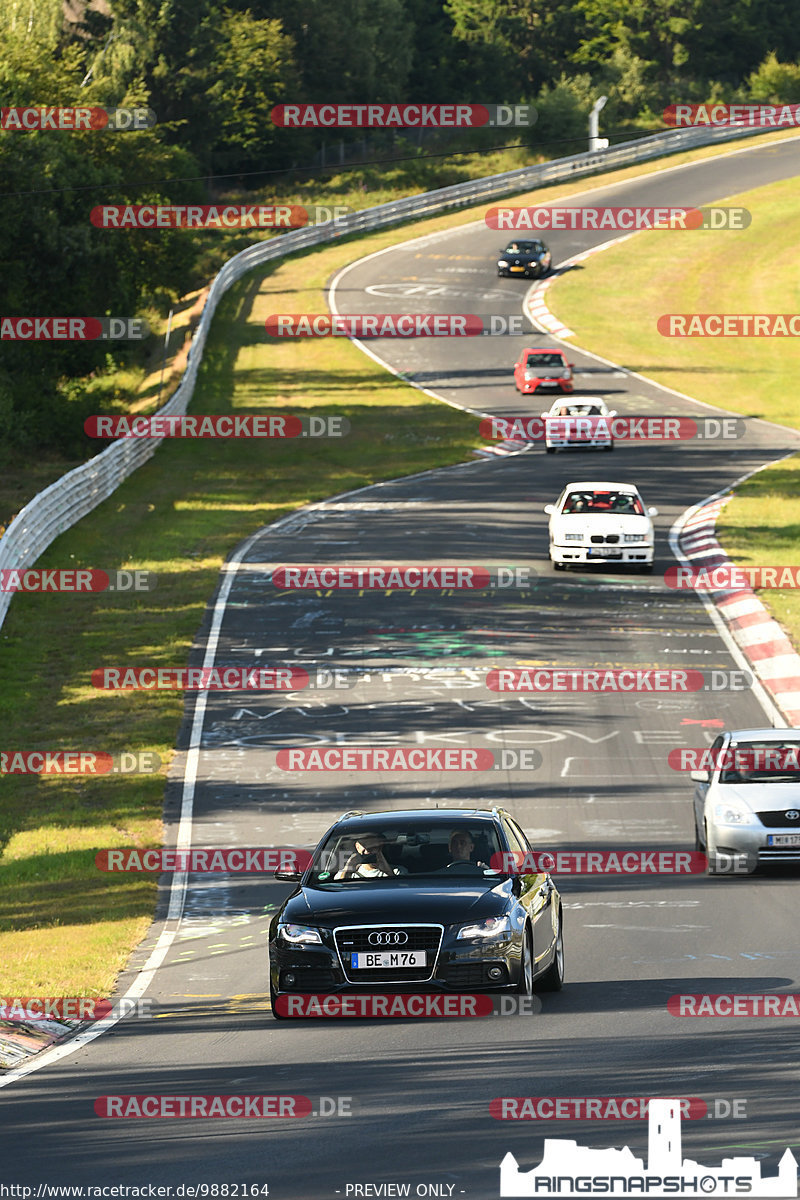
[497,239,552,278]
[268,807,564,1017]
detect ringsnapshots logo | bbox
[498,1099,797,1197]
[1,106,156,131]
[271,565,534,590]
[664,102,800,127]
[0,568,155,592]
[486,668,753,693]
[1,317,149,341]
[480,415,745,443]
[266,314,538,337]
[84,414,348,439]
[658,314,800,336]
[1,750,160,775]
[271,103,536,128]
[486,206,750,231]
[90,204,349,229]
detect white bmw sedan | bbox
[544,481,657,572]
[541,397,617,453]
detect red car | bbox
[513,349,574,394]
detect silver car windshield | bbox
[719,742,800,783]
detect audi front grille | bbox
[333,923,443,984]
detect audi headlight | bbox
[279,923,322,945]
[457,915,511,940]
[623,534,647,543]
[713,803,757,826]
[563,533,583,542]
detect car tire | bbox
[546,447,555,454]
[705,822,722,876]
[534,909,564,992]
[639,563,653,574]
[605,442,614,451]
[517,927,534,997]
[694,819,705,852]
[270,979,288,1020]
[552,560,565,571]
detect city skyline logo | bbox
[500,1099,797,1196]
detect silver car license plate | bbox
[767,834,800,846]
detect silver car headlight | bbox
[623,534,647,543]
[278,923,322,945]
[457,915,511,940]
[713,803,758,826]
[563,533,583,542]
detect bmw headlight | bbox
[623,534,647,543]
[713,803,757,826]
[278,923,322,945]
[563,533,583,542]
[457,915,511,940]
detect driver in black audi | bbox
[335,832,403,879]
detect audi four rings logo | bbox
[786,810,800,820]
[368,931,408,945]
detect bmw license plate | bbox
[351,951,426,969]
[587,548,619,557]
[767,834,800,846]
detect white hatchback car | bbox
[541,397,617,453]
[692,728,800,874]
[544,481,657,572]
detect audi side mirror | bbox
[274,869,302,882]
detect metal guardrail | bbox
[0,120,776,629]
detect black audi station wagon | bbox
[268,806,564,1017]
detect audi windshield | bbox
[309,821,506,883]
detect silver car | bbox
[692,727,800,874]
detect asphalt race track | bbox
[3,135,800,1200]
